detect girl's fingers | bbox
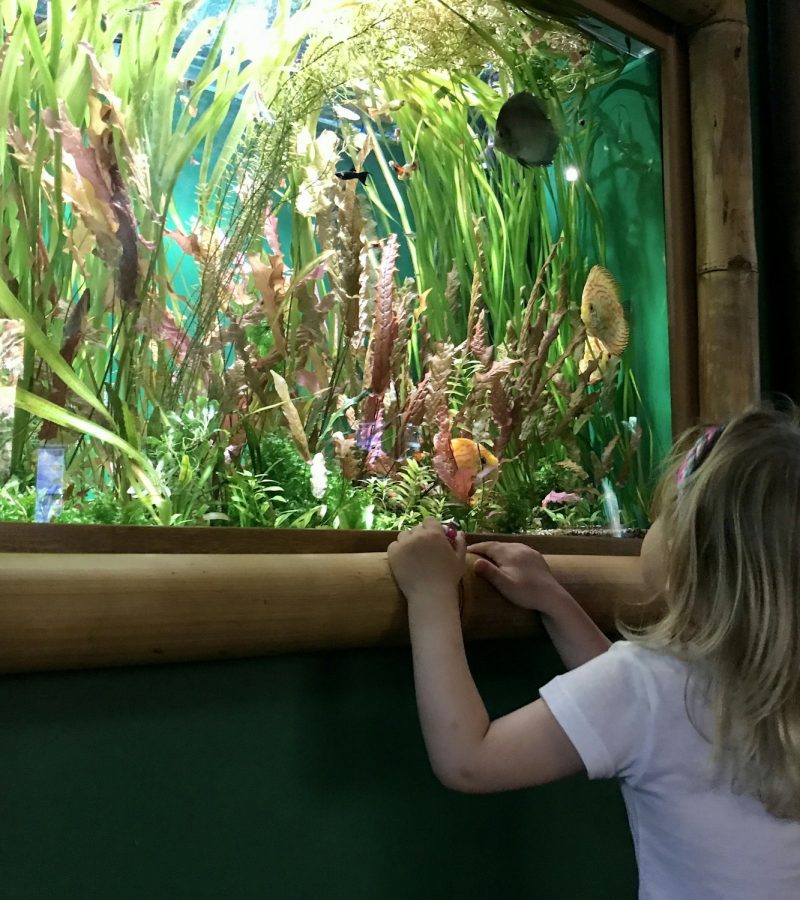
[475,559,505,590]
[468,541,506,563]
[473,557,513,593]
[454,530,467,562]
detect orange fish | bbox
[389,160,419,180]
[450,438,498,475]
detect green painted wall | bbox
[0,639,637,899]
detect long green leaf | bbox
[0,280,114,425]
[15,387,149,472]
[15,387,167,520]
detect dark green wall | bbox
[0,639,637,899]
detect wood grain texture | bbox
[697,270,759,418]
[0,552,657,673]
[635,0,719,25]
[689,6,759,418]
[520,0,674,49]
[661,25,700,433]
[0,522,642,556]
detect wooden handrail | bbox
[0,551,658,673]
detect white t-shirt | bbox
[539,641,800,900]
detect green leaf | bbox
[15,387,133,464]
[0,280,114,425]
[178,453,193,485]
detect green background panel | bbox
[591,52,671,456]
[0,639,637,899]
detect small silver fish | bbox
[493,92,559,168]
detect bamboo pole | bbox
[0,552,655,673]
[688,0,759,419]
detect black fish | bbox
[335,169,369,184]
[494,92,559,168]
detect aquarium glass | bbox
[0,0,670,532]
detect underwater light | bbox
[564,166,580,183]
[223,5,273,61]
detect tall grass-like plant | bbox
[0,0,284,518]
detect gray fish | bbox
[493,92,559,168]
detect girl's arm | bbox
[389,520,584,793]
[538,593,613,670]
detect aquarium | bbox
[0,0,671,533]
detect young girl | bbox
[387,405,800,899]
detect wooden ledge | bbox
[0,550,659,674]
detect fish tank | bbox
[0,0,671,535]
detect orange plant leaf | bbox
[249,254,288,358]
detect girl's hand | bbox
[469,541,570,614]
[388,518,467,603]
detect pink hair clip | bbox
[676,425,724,490]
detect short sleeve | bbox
[538,641,654,783]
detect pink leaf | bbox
[264,208,282,257]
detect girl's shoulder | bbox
[607,640,712,725]
[608,638,692,675]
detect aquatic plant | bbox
[0,0,283,519]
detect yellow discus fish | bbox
[450,438,499,475]
[580,266,629,357]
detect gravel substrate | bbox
[525,527,648,539]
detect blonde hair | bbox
[621,403,800,820]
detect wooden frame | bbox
[0,522,641,555]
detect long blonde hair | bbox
[621,404,800,820]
